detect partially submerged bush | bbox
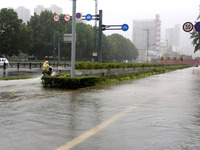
[41,65,190,89]
[42,76,105,89]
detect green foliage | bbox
[41,65,189,89]
[75,62,183,69]
[0,8,32,56]
[41,76,105,89]
[190,13,200,53]
[0,9,138,62]
[28,11,57,58]
[106,34,139,61]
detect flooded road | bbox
[0,68,43,78]
[0,68,70,78]
[0,67,200,150]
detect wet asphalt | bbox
[0,67,200,150]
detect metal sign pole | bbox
[98,10,102,63]
[71,0,76,77]
[94,0,98,62]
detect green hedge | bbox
[41,66,190,89]
[41,76,106,89]
[75,62,186,69]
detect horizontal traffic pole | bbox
[102,28,122,31]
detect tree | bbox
[0,8,32,56]
[107,34,138,62]
[190,12,200,53]
[76,23,95,61]
[28,11,57,59]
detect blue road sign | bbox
[195,22,200,32]
[121,24,129,31]
[85,14,92,21]
[76,13,81,19]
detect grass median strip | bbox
[42,66,190,89]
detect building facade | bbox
[34,5,46,15]
[132,14,161,62]
[165,24,180,55]
[48,5,62,15]
[34,5,62,15]
[15,6,31,24]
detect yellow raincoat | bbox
[43,62,50,72]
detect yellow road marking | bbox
[56,99,148,150]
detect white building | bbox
[15,6,30,24]
[34,5,46,15]
[165,24,180,54]
[132,14,161,62]
[48,5,62,14]
[34,5,62,15]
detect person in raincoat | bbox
[42,61,52,75]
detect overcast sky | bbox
[1,0,200,54]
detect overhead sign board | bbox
[64,14,71,22]
[63,34,76,43]
[53,14,60,22]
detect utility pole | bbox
[98,10,102,63]
[94,0,98,61]
[58,22,61,64]
[53,30,56,61]
[71,0,76,77]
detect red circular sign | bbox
[182,22,193,32]
[64,14,71,22]
[53,14,60,22]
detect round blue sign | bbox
[195,22,200,32]
[76,13,81,19]
[121,24,129,31]
[85,14,92,21]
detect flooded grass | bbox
[0,76,38,80]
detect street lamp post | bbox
[94,0,98,62]
[142,29,149,63]
[71,0,76,77]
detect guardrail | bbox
[1,62,71,69]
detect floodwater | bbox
[0,67,200,150]
[0,68,70,78]
[0,68,43,78]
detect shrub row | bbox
[41,66,189,89]
[75,62,186,69]
[42,76,106,89]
